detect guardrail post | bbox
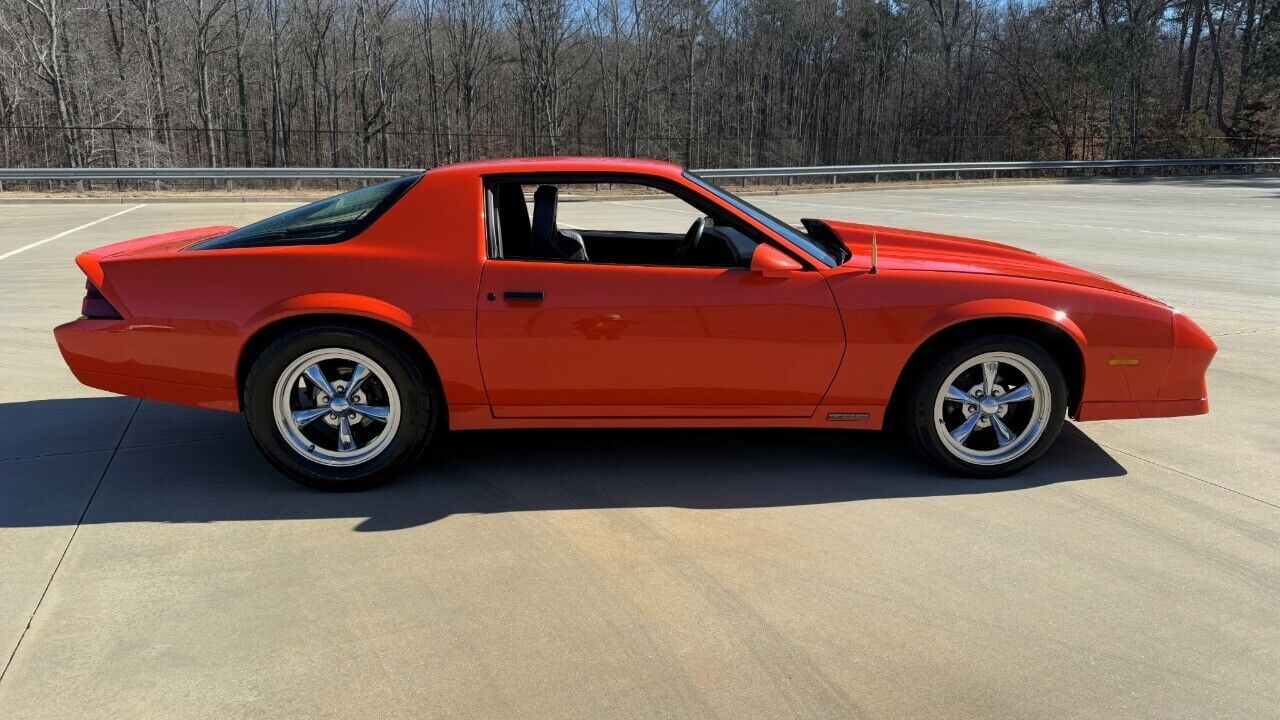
[955,170,961,181]
[992,170,997,180]
[0,180,4,192]
[75,179,85,192]
[154,180,161,192]
[874,173,879,183]
[226,179,235,191]
[915,172,921,181]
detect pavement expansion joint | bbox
[1095,440,1280,512]
[0,398,142,686]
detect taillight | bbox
[81,279,123,319]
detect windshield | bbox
[191,174,420,250]
[684,172,849,267]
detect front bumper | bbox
[1076,309,1216,422]
[1076,397,1209,421]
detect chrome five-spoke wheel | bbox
[902,336,1067,477]
[933,351,1051,466]
[245,326,438,490]
[272,348,402,467]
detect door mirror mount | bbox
[750,244,802,279]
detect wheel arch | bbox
[887,307,1087,423]
[236,310,446,426]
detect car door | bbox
[474,177,846,419]
[477,261,844,417]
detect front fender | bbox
[915,298,1088,351]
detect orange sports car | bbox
[55,157,1216,490]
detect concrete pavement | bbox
[0,177,1276,718]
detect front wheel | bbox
[244,326,438,491]
[901,336,1067,477]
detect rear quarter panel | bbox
[98,168,489,409]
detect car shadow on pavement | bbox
[2,398,1127,531]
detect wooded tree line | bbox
[0,0,1275,169]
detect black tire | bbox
[243,325,439,491]
[900,335,1067,478]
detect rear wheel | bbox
[901,335,1067,477]
[244,326,438,490]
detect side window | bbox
[489,178,760,268]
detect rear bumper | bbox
[54,317,135,375]
[54,319,240,412]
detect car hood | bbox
[814,219,1150,299]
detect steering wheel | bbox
[676,217,707,262]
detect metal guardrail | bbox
[695,157,1280,179]
[0,167,419,181]
[0,157,1276,186]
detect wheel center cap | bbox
[329,397,351,414]
[979,397,1000,415]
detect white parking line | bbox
[0,204,147,262]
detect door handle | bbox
[503,290,545,302]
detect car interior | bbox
[490,179,761,268]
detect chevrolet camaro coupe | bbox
[55,158,1216,490]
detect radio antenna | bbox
[869,231,879,275]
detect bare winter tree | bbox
[444,0,498,159]
[507,0,582,155]
[2,0,85,165]
[185,0,231,164]
[0,0,1274,168]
